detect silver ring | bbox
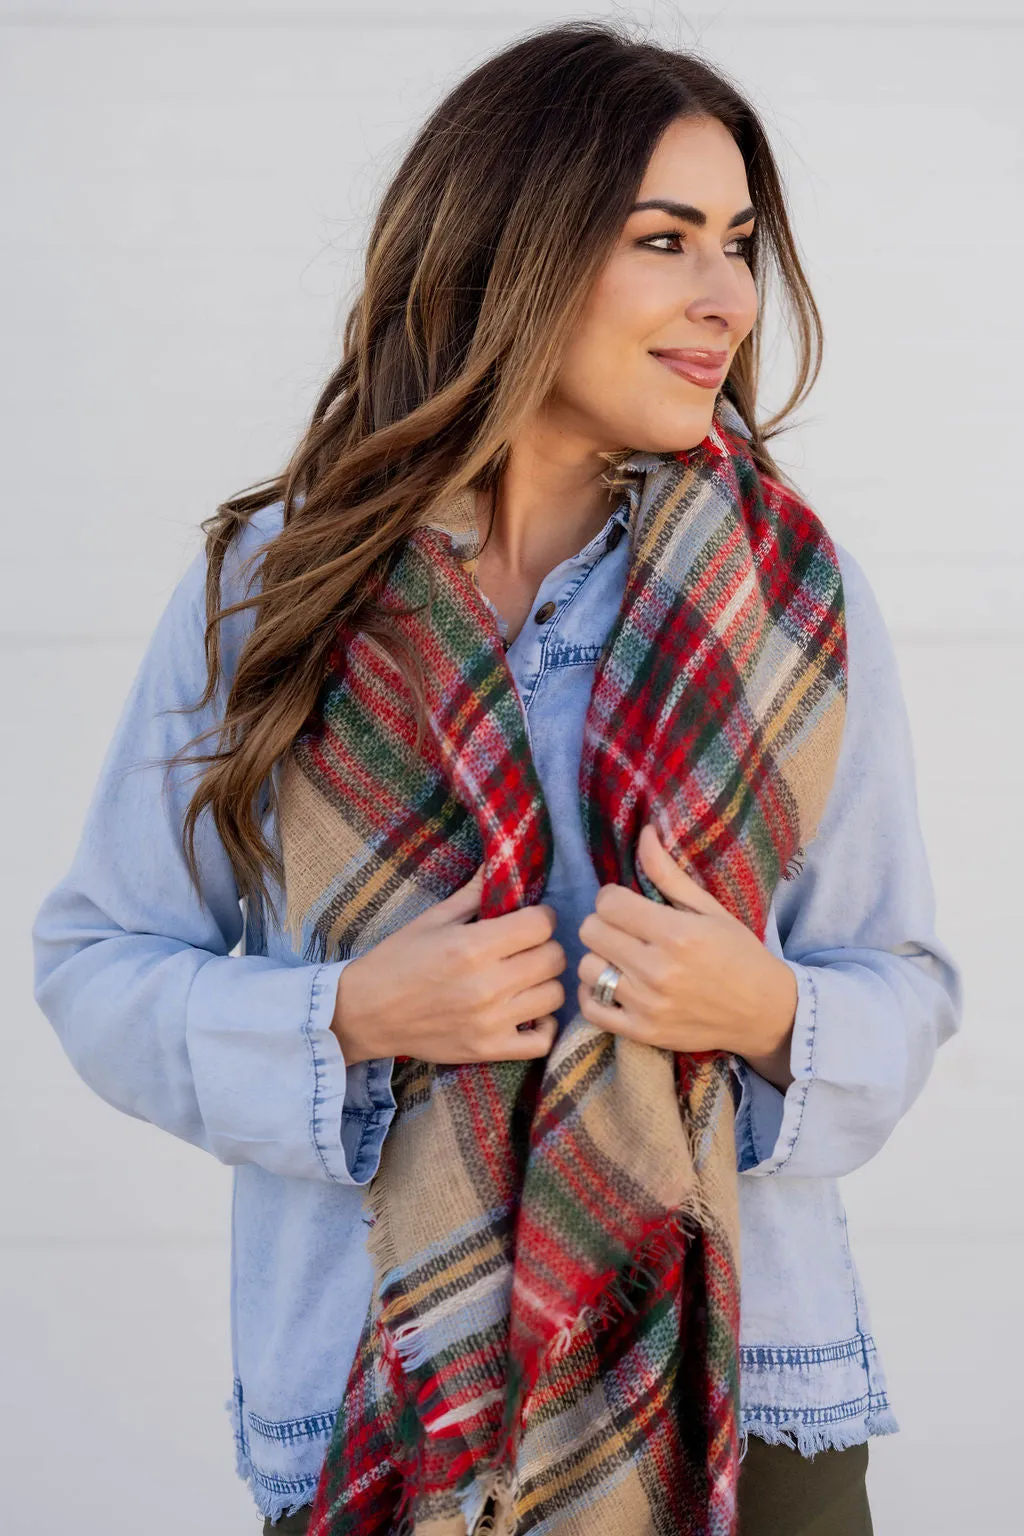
[593,962,623,1008]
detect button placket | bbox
[505,502,631,698]
[528,510,628,633]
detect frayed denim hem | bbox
[740,1405,899,1460]
[228,1388,321,1524]
[227,1378,900,1513]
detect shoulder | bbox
[753,454,887,655]
[179,497,286,618]
[745,455,910,781]
[147,499,287,701]
[219,499,287,608]
[830,537,901,697]
[817,537,916,825]
[754,460,898,691]
[209,499,288,686]
[171,499,285,614]
[751,466,894,684]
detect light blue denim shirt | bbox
[32,472,962,1523]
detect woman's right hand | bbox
[331,865,566,1065]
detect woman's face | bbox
[552,114,759,455]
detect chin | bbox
[626,407,715,457]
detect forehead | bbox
[636,116,751,209]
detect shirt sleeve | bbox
[730,539,963,1180]
[31,507,397,1186]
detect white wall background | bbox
[3,3,1021,1532]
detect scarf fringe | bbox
[364,1162,400,1303]
[360,1053,728,1532]
[485,1194,719,1508]
[528,1194,709,1377]
[472,1468,518,1536]
[359,1198,715,1534]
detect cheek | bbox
[580,260,675,358]
[556,265,670,405]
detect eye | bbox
[640,230,754,260]
[639,230,685,253]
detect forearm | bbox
[728,541,964,1181]
[31,528,397,1188]
[733,941,960,1179]
[33,897,396,1184]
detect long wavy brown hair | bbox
[175,19,823,918]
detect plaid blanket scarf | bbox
[277,392,848,1535]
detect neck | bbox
[477,418,622,582]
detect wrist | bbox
[331,955,385,1067]
[742,1030,795,1092]
[742,956,797,1091]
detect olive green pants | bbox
[737,1438,873,1535]
[261,1438,872,1534]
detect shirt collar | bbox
[579,492,632,555]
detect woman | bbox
[32,21,961,1536]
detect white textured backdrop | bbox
[3,4,1021,1532]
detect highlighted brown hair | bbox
[177,20,823,916]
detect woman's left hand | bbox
[576,822,797,1090]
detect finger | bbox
[505,1015,558,1059]
[636,823,722,915]
[500,937,567,994]
[436,1016,556,1066]
[576,950,640,1012]
[576,980,643,1038]
[503,977,565,1029]
[430,865,485,926]
[594,881,702,946]
[576,913,656,986]
[480,901,558,957]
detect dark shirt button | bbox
[534,600,557,624]
[605,522,625,552]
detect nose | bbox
[682,253,756,338]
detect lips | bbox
[651,348,729,390]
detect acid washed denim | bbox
[33,472,962,1523]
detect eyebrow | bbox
[630,199,756,229]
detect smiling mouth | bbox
[650,350,729,389]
